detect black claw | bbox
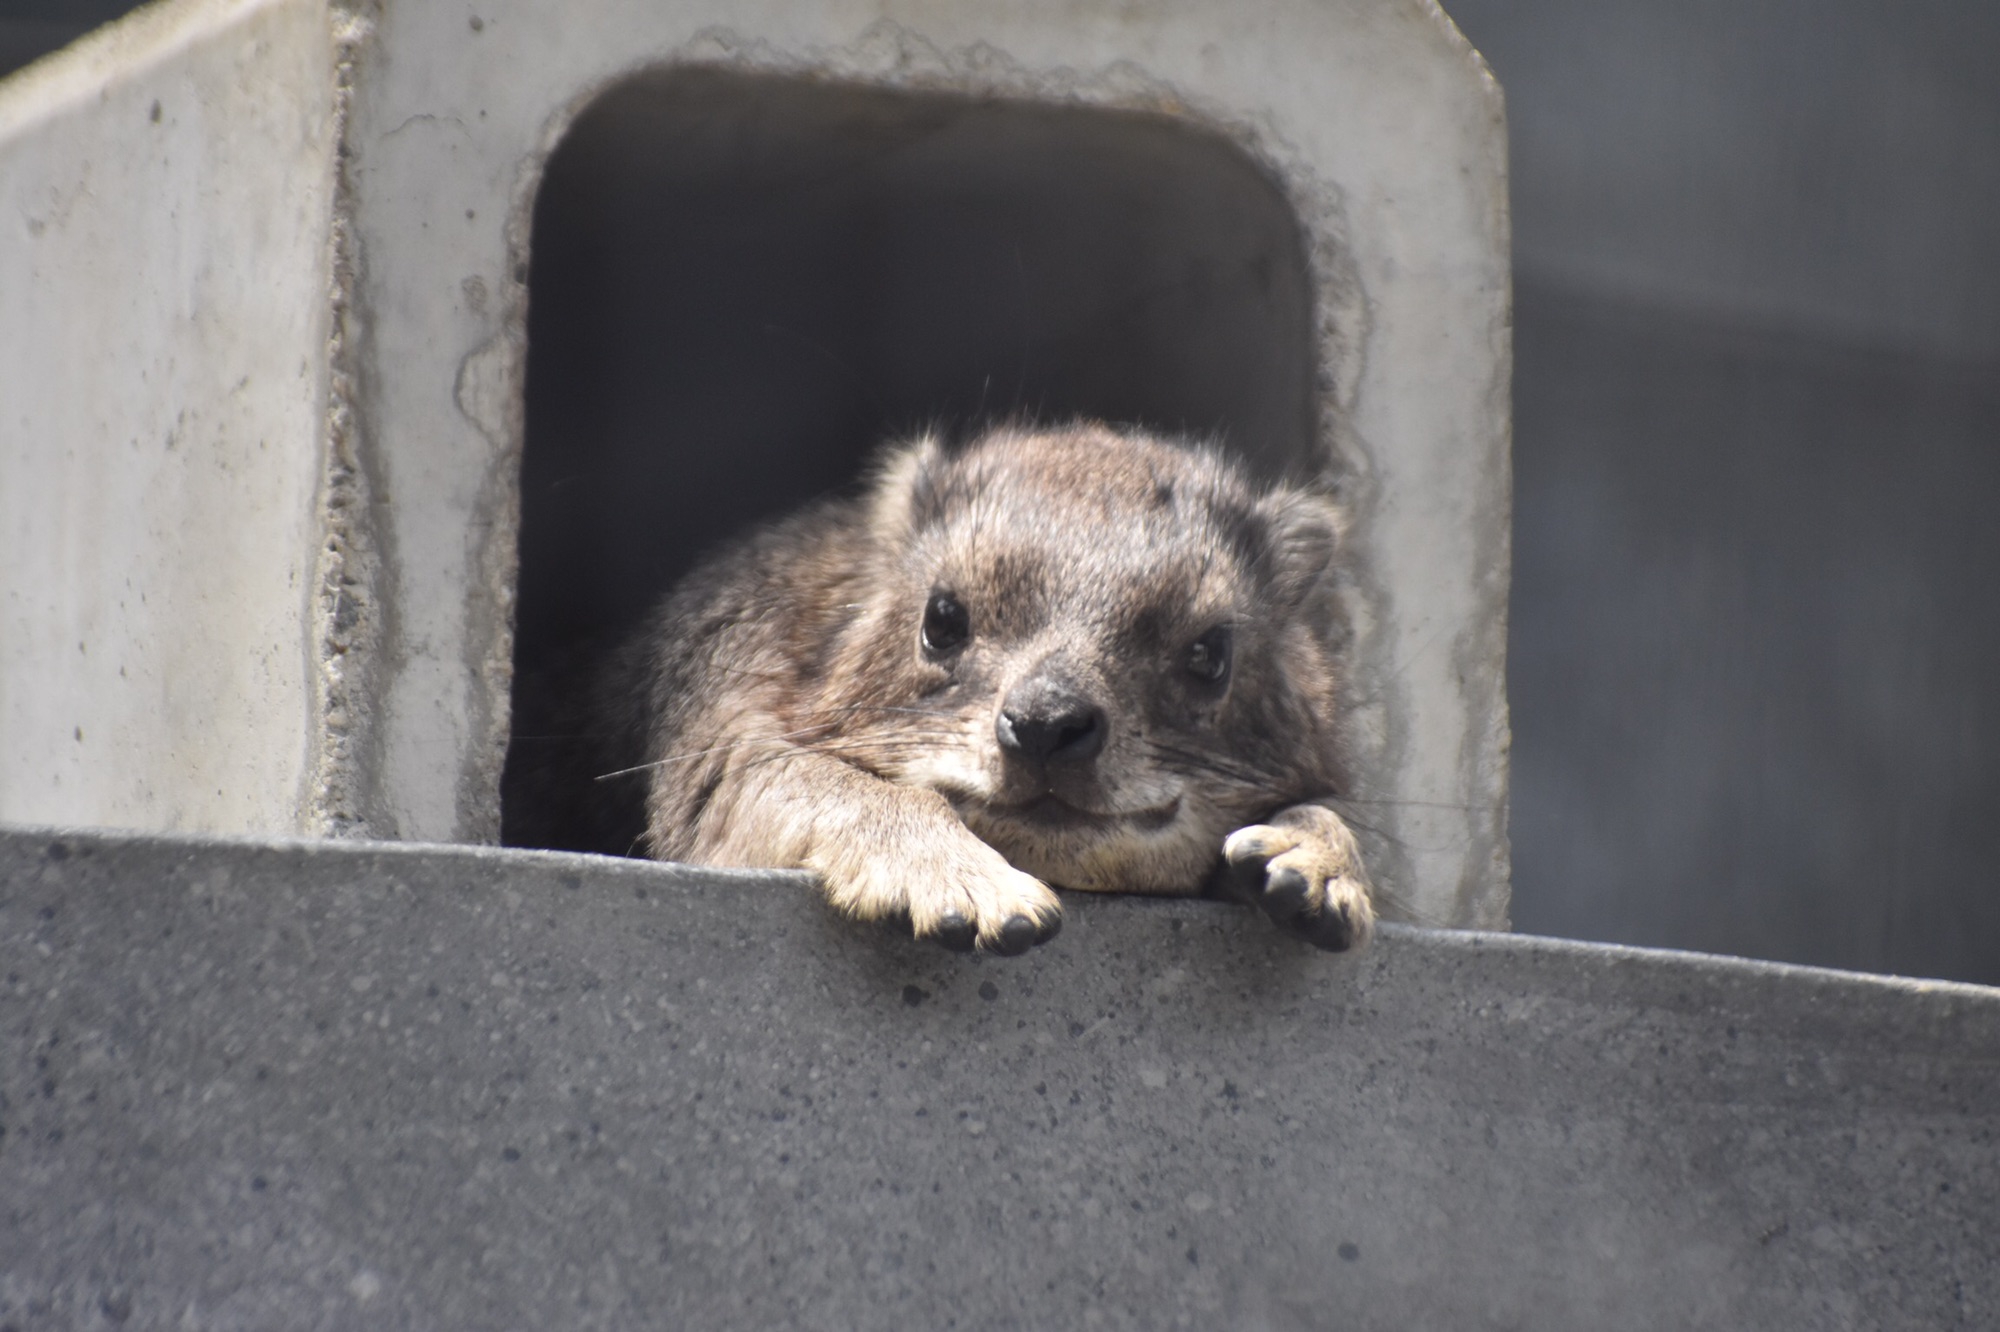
[993,915,1038,956]
[1227,851,1271,901]
[1034,912,1062,944]
[935,912,977,953]
[1301,903,1356,953]
[1261,866,1310,921]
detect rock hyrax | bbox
[565,422,1373,955]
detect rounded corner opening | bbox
[502,67,1322,852]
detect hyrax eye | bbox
[921,590,971,656]
[1185,625,1233,686]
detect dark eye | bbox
[921,590,971,656]
[1185,625,1233,686]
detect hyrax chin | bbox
[603,421,1372,956]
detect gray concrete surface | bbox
[0,0,338,838]
[5,826,1996,1329]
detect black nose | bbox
[996,688,1108,766]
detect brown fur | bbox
[561,423,1371,954]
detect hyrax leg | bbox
[685,745,1062,955]
[1222,802,1374,952]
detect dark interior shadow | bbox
[503,68,1321,852]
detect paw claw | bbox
[1300,900,1356,952]
[1262,865,1310,921]
[992,914,1038,956]
[934,911,977,953]
[1224,808,1375,952]
[1226,852,1268,900]
[823,819,1059,959]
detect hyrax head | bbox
[815,422,1349,894]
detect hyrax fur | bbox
[585,422,1371,955]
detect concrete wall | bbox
[5,827,1995,1328]
[1447,0,2000,365]
[1444,0,2000,983]
[0,0,338,837]
[0,0,1515,931]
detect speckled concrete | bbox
[3,827,1995,1330]
[0,0,337,839]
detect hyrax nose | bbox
[996,684,1108,767]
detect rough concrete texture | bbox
[3,827,1994,1330]
[0,0,337,838]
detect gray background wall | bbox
[1441,0,2000,985]
[6,0,1995,984]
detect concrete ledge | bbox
[3,827,1995,1329]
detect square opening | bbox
[502,68,1323,853]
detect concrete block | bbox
[0,0,1510,928]
[0,0,338,837]
[3,827,1995,1328]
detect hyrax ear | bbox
[1257,487,1343,610]
[865,431,947,547]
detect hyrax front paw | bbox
[1223,804,1373,952]
[905,847,1064,957]
[819,825,1062,957]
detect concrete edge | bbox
[9,820,1995,1006]
[0,0,280,135]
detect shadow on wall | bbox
[1507,282,2000,985]
[1445,0,2000,986]
[501,70,1320,852]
